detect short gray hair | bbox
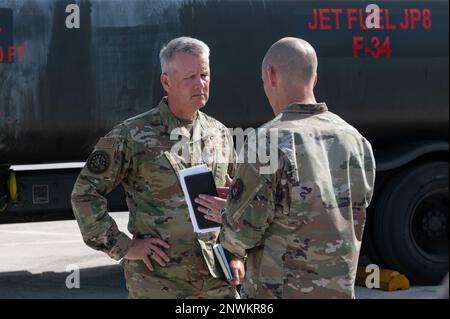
[159,37,210,72]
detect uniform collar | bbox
[158,97,212,168]
[159,97,200,134]
[282,102,328,114]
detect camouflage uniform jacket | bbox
[71,98,235,285]
[220,103,375,299]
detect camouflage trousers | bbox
[122,260,239,299]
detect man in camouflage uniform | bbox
[71,37,238,299]
[220,37,376,298]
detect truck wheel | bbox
[373,161,448,285]
[362,206,388,268]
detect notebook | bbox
[178,164,221,233]
[213,243,233,282]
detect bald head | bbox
[261,37,318,114]
[262,37,318,85]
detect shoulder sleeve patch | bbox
[87,150,111,174]
[227,164,265,223]
[230,178,244,201]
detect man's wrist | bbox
[109,233,133,261]
[230,253,246,262]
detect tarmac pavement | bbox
[0,212,446,299]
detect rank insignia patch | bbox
[230,178,244,201]
[87,151,110,174]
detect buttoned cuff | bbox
[220,237,247,260]
[108,232,133,261]
[230,253,247,262]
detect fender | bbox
[375,140,448,172]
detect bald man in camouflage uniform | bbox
[71,37,238,299]
[220,38,376,299]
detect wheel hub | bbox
[422,210,447,237]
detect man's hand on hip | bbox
[123,238,171,271]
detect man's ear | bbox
[267,65,277,87]
[160,73,170,92]
[313,74,318,88]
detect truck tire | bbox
[373,161,448,285]
[362,206,388,268]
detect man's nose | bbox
[194,75,207,89]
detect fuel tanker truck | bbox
[0,0,448,285]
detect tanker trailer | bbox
[0,0,448,285]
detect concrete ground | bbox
[0,212,447,299]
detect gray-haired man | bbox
[71,37,238,298]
